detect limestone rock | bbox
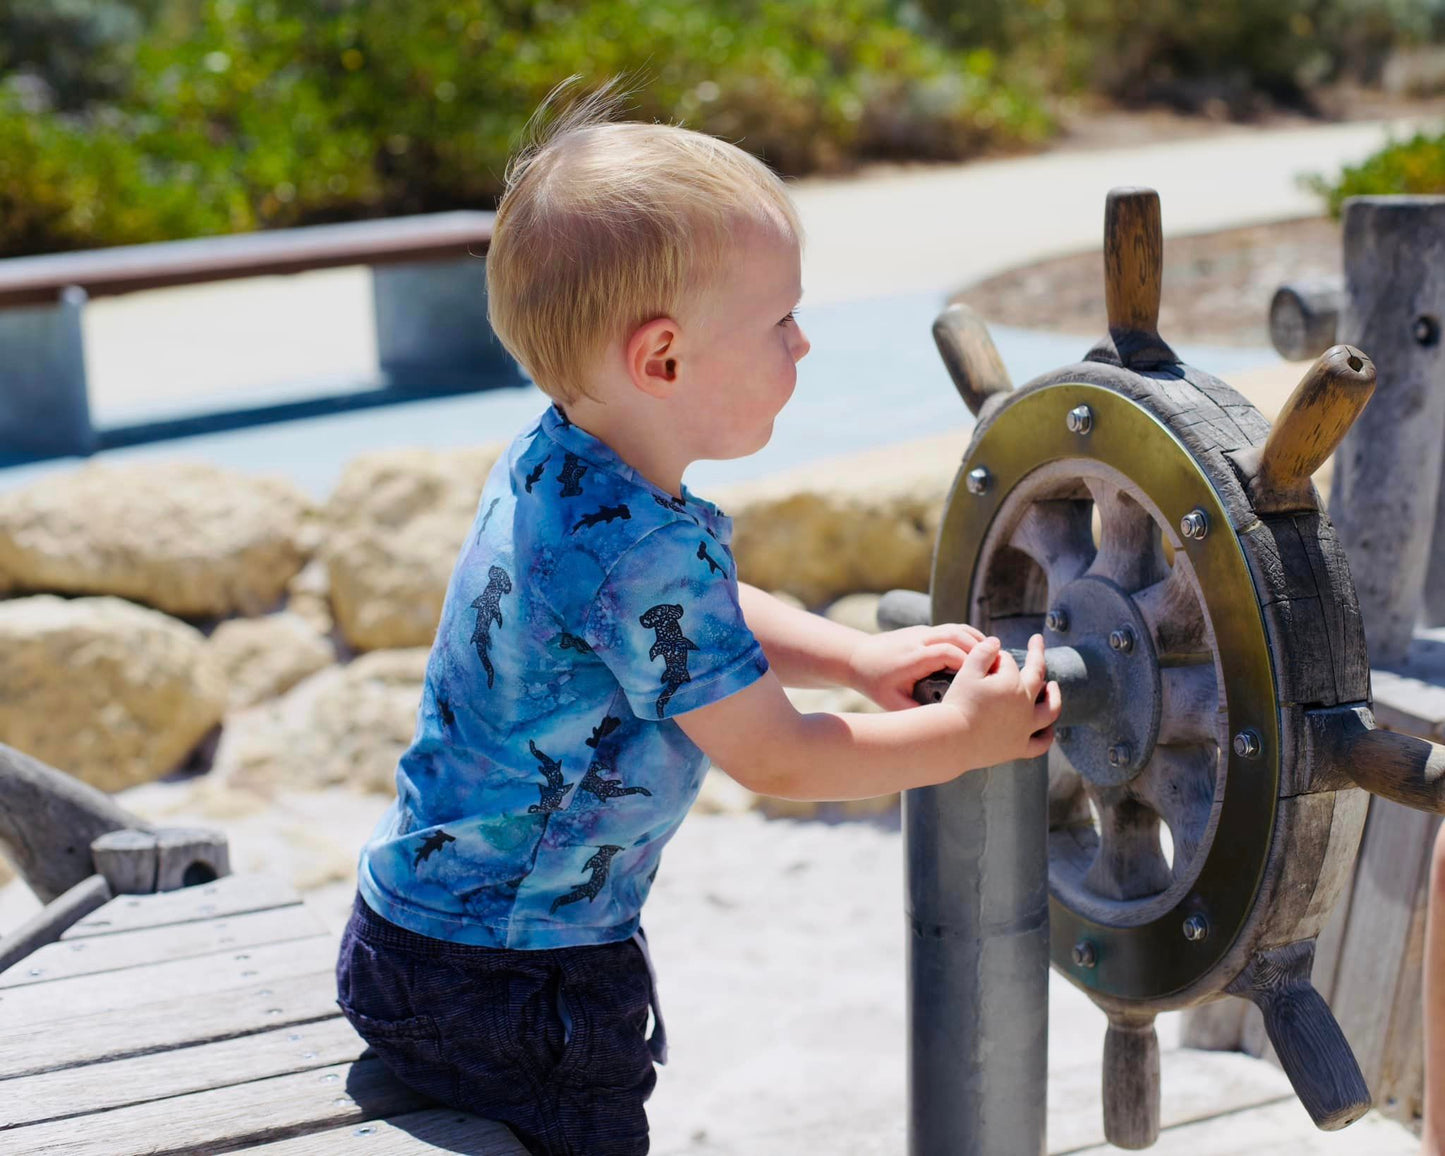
[0,595,227,791]
[207,613,336,710]
[0,461,317,618]
[323,445,505,651]
[714,431,965,608]
[285,558,335,637]
[213,648,428,795]
[824,592,883,635]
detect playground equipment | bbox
[892,187,1445,1152]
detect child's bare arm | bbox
[736,582,983,700]
[676,634,1061,801]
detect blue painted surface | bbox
[0,291,1275,499]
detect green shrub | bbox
[0,0,1051,256]
[903,0,1445,112]
[1306,131,1445,217]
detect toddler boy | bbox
[336,89,1061,1156]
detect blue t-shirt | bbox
[357,405,769,949]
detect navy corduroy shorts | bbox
[336,893,659,1156]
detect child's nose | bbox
[792,324,811,362]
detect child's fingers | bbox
[1019,633,1047,698]
[960,635,1001,678]
[933,623,985,650]
[1033,680,1062,728]
[1024,725,1055,759]
[916,642,969,674]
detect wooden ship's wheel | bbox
[926,187,1445,1148]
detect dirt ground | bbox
[954,215,1342,348]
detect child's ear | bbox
[626,317,680,399]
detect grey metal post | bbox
[882,588,1050,1155]
[0,285,94,457]
[905,758,1049,1155]
[1330,198,1445,663]
[373,257,519,390]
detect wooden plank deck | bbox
[0,872,528,1155]
[0,871,1420,1153]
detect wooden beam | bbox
[2,903,321,988]
[2,935,337,1031]
[0,969,340,1080]
[0,212,494,308]
[0,875,111,976]
[0,743,150,902]
[0,1018,366,1130]
[63,873,299,939]
[0,1057,427,1155]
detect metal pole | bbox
[905,756,1049,1155]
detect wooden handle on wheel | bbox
[1102,188,1177,368]
[932,303,1012,417]
[1240,344,1376,514]
[1102,1012,1161,1149]
[1226,941,1371,1131]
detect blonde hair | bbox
[485,80,804,403]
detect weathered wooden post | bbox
[1330,198,1445,662]
[0,742,231,972]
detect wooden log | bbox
[90,829,158,895]
[155,826,231,891]
[1100,187,1178,369]
[0,743,150,903]
[1102,1012,1160,1149]
[932,303,1012,417]
[1231,345,1375,515]
[0,875,111,976]
[1269,277,1344,361]
[1225,940,1370,1131]
[1331,197,1445,665]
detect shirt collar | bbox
[537,405,727,526]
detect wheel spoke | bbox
[1009,499,1096,605]
[1158,665,1223,746]
[1085,478,1169,593]
[1132,745,1218,875]
[1134,566,1210,663]
[1048,746,1092,830]
[1084,793,1173,900]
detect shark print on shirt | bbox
[639,603,699,718]
[469,565,512,689]
[550,845,624,913]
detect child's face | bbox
[680,222,809,460]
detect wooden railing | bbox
[0,211,519,461]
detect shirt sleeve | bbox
[582,520,769,720]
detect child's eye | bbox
[778,310,796,327]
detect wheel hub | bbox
[1048,575,1161,789]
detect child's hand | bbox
[848,622,987,711]
[943,633,1060,764]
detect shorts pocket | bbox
[339,1001,458,1106]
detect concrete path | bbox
[791,115,1436,304]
